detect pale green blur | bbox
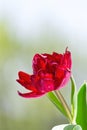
[0,21,87,130]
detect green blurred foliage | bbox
[0,22,20,67]
[0,22,68,130]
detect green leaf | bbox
[64,124,74,130]
[73,125,82,130]
[70,76,77,123]
[47,92,68,117]
[64,124,82,130]
[76,82,87,130]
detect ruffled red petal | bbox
[32,54,46,74]
[18,91,45,98]
[16,71,37,92]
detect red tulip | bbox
[16,48,72,98]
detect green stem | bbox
[54,90,73,123]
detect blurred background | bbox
[0,0,87,130]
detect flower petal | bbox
[31,72,54,92]
[32,54,46,74]
[52,52,63,64]
[63,48,72,69]
[18,91,45,98]
[55,66,71,89]
[18,71,30,80]
[16,71,37,92]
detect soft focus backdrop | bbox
[0,0,87,130]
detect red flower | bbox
[16,48,72,98]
